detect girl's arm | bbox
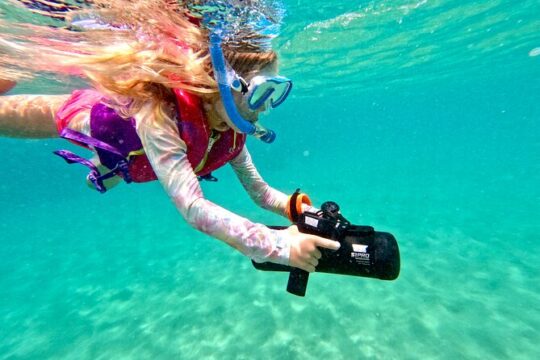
[0,94,67,138]
[135,107,291,265]
[230,147,317,221]
[229,147,289,218]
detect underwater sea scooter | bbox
[252,190,401,297]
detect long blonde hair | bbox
[0,0,277,121]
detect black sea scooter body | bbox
[253,191,401,296]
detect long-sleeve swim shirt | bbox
[130,104,292,265]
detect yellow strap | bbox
[194,132,221,173]
[127,148,145,157]
[194,155,207,173]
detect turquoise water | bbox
[1,0,540,359]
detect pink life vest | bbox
[172,89,246,178]
[54,89,246,192]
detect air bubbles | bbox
[528,47,540,57]
[187,0,285,50]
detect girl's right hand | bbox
[0,80,16,95]
[285,225,341,272]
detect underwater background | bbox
[1,0,539,359]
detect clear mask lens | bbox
[247,76,292,110]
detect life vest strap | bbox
[197,173,218,182]
[60,128,125,157]
[54,128,132,193]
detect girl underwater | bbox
[0,0,340,273]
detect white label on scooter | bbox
[352,244,368,253]
[305,217,319,228]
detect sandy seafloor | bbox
[1,1,540,359]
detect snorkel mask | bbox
[209,32,292,143]
[245,75,292,111]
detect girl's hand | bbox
[285,225,341,272]
[0,80,16,95]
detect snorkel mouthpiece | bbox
[255,123,276,143]
[209,32,276,143]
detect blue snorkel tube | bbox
[209,32,276,143]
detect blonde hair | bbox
[0,0,278,122]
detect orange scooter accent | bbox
[286,189,312,223]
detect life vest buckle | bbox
[197,173,218,182]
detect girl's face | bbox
[209,62,279,132]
